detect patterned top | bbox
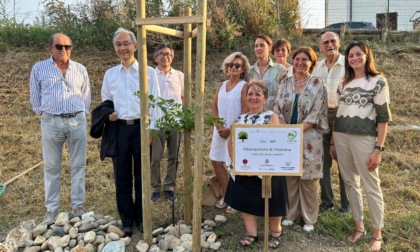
[272,75,329,180]
[248,59,288,110]
[335,75,392,136]
[235,110,274,125]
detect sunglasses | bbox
[228,63,242,69]
[55,44,72,50]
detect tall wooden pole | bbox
[183,7,193,225]
[192,0,207,251]
[137,0,152,245]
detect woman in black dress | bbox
[225,80,288,249]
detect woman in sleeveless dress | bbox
[225,80,288,249]
[209,52,250,213]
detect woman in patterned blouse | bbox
[330,41,391,252]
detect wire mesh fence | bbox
[300,0,420,31]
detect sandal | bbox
[369,236,383,252]
[215,198,227,209]
[226,206,237,214]
[269,232,282,249]
[239,234,258,247]
[347,229,366,243]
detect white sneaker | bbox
[282,219,294,226]
[303,225,315,232]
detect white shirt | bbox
[101,60,161,129]
[313,54,345,108]
[155,67,184,105]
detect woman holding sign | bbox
[273,46,329,232]
[225,80,288,249]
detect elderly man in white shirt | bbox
[101,28,161,237]
[313,31,349,214]
[150,43,184,203]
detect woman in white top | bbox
[209,52,250,213]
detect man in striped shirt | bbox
[30,33,91,224]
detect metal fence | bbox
[299,0,420,31]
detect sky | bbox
[11,0,78,23]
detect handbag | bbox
[201,176,222,206]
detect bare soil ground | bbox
[0,45,419,251]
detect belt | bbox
[118,119,140,125]
[44,111,83,118]
[328,108,337,113]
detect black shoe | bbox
[123,226,132,237]
[151,192,160,203]
[137,222,144,233]
[164,190,177,202]
[319,202,334,212]
[339,206,350,214]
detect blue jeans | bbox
[41,112,87,212]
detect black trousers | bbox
[112,121,143,228]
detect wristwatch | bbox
[374,146,385,151]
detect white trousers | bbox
[334,132,384,229]
[41,113,87,212]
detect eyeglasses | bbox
[55,44,72,50]
[228,63,242,69]
[114,41,133,47]
[322,39,337,46]
[157,52,173,57]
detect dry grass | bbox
[0,43,419,251]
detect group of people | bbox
[30,29,184,238]
[29,28,391,251]
[208,32,391,251]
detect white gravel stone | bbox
[83,231,96,243]
[214,215,227,223]
[33,235,46,245]
[204,220,216,227]
[152,227,164,236]
[55,213,69,226]
[135,240,149,252]
[207,233,217,243]
[209,241,221,250]
[180,234,192,242]
[173,245,186,252]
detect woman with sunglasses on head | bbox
[249,34,288,110]
[272,38,294,77]
[273,46,329,233]
[209,52,250,213]
[330,42,391,252]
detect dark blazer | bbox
[90,100,116,160]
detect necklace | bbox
[294,75,310,87]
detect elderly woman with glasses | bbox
[209,52,250,213]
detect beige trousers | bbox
[286,177,320,225]
[333,132,384,229]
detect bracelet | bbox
[330,143,334,145]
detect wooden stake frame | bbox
[135,1,208,250]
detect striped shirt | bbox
[30,57,91,115]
